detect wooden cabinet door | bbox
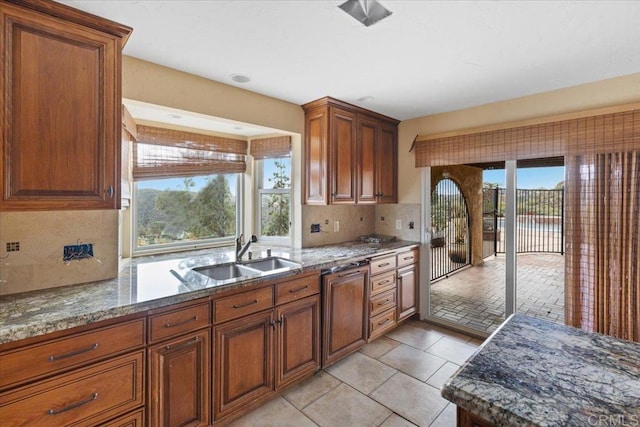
[214,310,274,420]
[328,107,357,204]
[0,2,127,210]
[148,330,211,427]
[357,115,378,204]
[322,267,369,367]
[275,295,321,389]
[397,264,418,321]
[304,108,328,204]
[376,122,398,204]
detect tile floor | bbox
[430,253,564,333]
[229,320,482,427]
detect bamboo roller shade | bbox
[133,125,248,179]
[249,136,291,159]
[414,108,640,167]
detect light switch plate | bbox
[395,219,402,230]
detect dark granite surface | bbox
[0,240,419,345]
[442,314,640,426]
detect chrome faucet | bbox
[236,234,257,262]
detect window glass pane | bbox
[260,158,291,189]
[260,193,290,237]
[136,174,238,249]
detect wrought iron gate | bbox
[431,178,471,281]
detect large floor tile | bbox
[380,413,418,427]
[425,337,478,365]
[429,403,456,427]
[379,344,447,381]
[360,336,401,359]
[408,321,477,344]
[303,383,392,427]
[282,371,341,410]
[370,372,449,427]
[385,324,445,350]
[326,351,397,394]
[426,362,460,389]
[228,396,317,427]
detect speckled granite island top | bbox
[0,240,418,345]
[442,314,640,426]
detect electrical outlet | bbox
[63,243,94,262]
[6,242,20,252]
[324,219,329,225]
[395,219,402,230]
[409,221,415,230]
[311,224,321,233]
[334,221,340,232]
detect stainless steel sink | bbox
[242,257,301,272]
[192,263,260,281]
[190,257,302,285]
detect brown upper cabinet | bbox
[303,97,399,205]
[0,0,132,210]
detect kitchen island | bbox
[442,313,640,426]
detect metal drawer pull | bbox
[165,336,199,351]
[233,299,258,309]
[377,262,390,267]
[164,315,198,328]
[379,279,391,285]
[48,343,99,362]
[378,319,392,326]
[377,299,391,305]
[289,285,309,293]
[403,256,413,260]
[48,392,98,415]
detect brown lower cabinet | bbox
[148,329,210,427]
[322,266,369,367]
[397,263,418,321]
[213,288,321,423]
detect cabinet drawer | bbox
[369,308,397,340]
[276,275,320,305]
[214,286,274,323]
[149,301,210,343]
[397,248,418,267]
[0,351,144,427]
[369,289,396,317]
[103,409,144,427]
[370,270,396,296]
[370,255,396,275]
[0,318,145,390]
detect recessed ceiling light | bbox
[357,96,375,103]
[233,126,244,130]
[168,113,182,119]
[339,0,392,27]
[230,73,251,83]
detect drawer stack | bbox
[0,318,146,426]
[368,254,398,340]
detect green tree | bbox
[262,160,290,236]
[190,175,235,238]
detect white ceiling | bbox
[63,0,640,122]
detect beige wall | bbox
[398,72,640,203]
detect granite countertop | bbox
[0,239,419,345]
[442,314,640,426]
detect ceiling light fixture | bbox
[339,0,392,27]
[168,113,182,119]
[357,96,375,103]
[229,73,251,83]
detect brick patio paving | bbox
[430,253,564,333]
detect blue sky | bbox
[483,166,564,189]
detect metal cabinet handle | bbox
[289,285,309,293]
[164,315,198,328]
[377,262,390,268]
[164,336,199,351]
[233,299,258,309]
[49,343,99,362]
[378,319,392,326]
[379,279,391,285]
[48,392,98,415]
[105,186,114,198]
[377,299,391,305]
[338,271,361,278]
[403,256,413,261]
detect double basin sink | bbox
[192,257,301,284]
